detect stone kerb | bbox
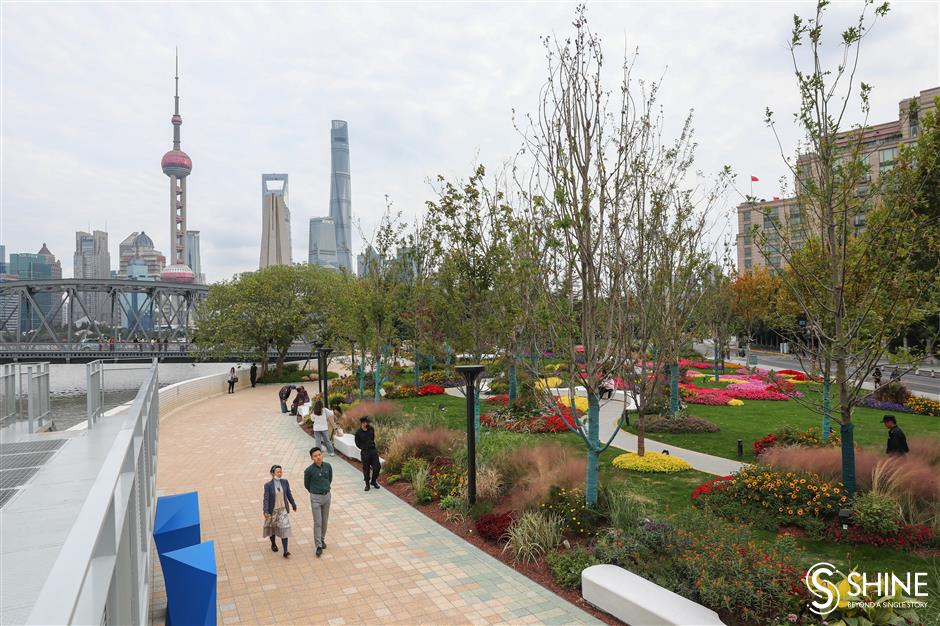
[582,564,726,626]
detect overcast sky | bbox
[2,1,937,283]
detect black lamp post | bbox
[320,347,333,404]
[455,364,485,505]
[314,343,324,397]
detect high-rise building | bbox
[73,230,111,323]
[329,120,353,272]
[356,246,381,278]
[308,217,338,269]
[737,86,939,271]
[121,260,154,332]
[0,245,6,274]
[260,174,292,268]
[118,232,166,278]
[186,230,204,284]
[8,245,63,331]
[160,50,196,284]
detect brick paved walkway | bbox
[151,385,600,625]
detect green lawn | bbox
[625,385,939,462]
[389,394,939,615]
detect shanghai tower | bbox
[329,120,353,272]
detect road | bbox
[693,342,940,400]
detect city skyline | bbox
[1,2,937,282]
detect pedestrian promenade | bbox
[151,385,600,625]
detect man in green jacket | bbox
[303,447,333,557]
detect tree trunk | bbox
[275,348,288,375]
[508,360,518,403]
[713,340,721,383]
[822,378,831,442]
[585,392,600,505]
[358,347,366,400]
[374,358,382,402]
[414,351,420,388]
[669,363,680,417]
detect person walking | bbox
[250,363,258,388]
[262,465,297,558]
[355,416,381,491]
[109,336,115,353]
[883,415,910,455]
[227,367,238,394]
[309,400,335,456]
[278,384,296,413]
[303,447,332,557]
[163,338,169,353]
[873,366,882,389]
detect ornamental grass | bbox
[611,451,692,473]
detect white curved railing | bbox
[23,365,250,625]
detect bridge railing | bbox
[26,359,160,626]
[0,363,16,426]
[86,360,105,428]
[20,363,50,433]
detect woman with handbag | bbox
[227,367,238,394]
[262,465,297,557]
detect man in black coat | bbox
[278,384,296,413]
[355,416,381,491]
[250,363,258,388]
[883,415,909,455]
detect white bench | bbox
[582,564,725,626]
[332,433,384,465]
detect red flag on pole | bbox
[773,196,780,200]
[751,175,759,182]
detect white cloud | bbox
[1,1,937,281]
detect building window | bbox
[744,246,752,258]
[743,236,752,246]
[879,147,898,166]
[744,259,752,269]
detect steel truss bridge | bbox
[0,279,319,363]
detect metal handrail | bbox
[27,359,160,626]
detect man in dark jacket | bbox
[291,386,310,415]
[883,415,910,455]
[278,384,296,413]
[355,416,381,491]
[250,363,258,388]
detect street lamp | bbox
[455,364,485,505]
[314,343,324,397]
[320,347,333,404]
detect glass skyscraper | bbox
[328,121,353,272]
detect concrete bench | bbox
[333,433,384,465]
[582,564,725,626]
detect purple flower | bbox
[788,614,798,623]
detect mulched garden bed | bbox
[336,450,622,626]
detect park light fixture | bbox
[455,364,485,505]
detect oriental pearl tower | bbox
[160,50,195,284]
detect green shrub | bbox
[852,491,901,535]
[603,487,644,533]
[411,465,431,503]
[401,457,429,483]
[487,380,509,395]
[540,486,605,535]
[592,528,642,566]
[546,548,599,590]
[415,488,434,504]
[503,511,563,564]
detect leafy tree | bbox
[193,265,332,375]
[729,266,781,359]
[761,0,934,495]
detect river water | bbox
[40,362,246,431]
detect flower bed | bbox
[384,383,447,399]
[692,466,846,530]
[860,393,940,417]
[481,403,577,433]
[824,517,936,550]
[611,451,692,473]
[556,395,588,413]
[680,381,793,405]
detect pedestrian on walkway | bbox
[163,338,169,353]
[303,447,332,557]
[262,464,297,558]
[310,400,336,456]
[109,336,115,353]
[355,416,381,491]
[227,367,238,394]
[250,363,258,388]
[873,366,882,389]
[278,384,296,413]
[883,415,910,455]
[599,378,615,400]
